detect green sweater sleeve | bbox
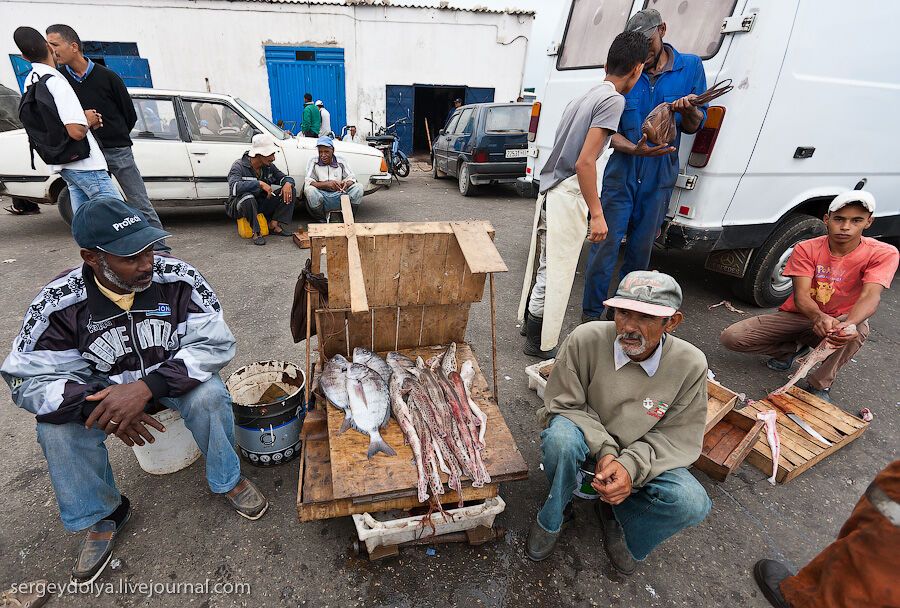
[616,365,708,487]
[540,333,619,457]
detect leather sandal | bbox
[225,477,268,520]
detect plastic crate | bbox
[525,359,555,401]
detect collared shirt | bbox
[65,58,95,83]
[304,154,356,186]
[613,334,666,377]
[94,276,134,311]
[645,48,674,85]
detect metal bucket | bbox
[226,361,306,467]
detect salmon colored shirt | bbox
[780,235,899,317]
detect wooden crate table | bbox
[739,386,869,484]
[297,198,528,523]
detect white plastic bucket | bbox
[131,408,201,475]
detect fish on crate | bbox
[346,363,396,458]
[320,354,353,433]
[353,347,392,384]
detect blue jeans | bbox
[102,147,170,252]
[537,415,711,560]
[303,183,363,220]
[59,168,121,215]
[36,375,241,532]
[582,182,672,317]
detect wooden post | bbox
[425,119,433,154]
[340,195,369,313]
[489,272,498,404]
[305,283,313,408]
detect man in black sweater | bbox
[47,24,169,251]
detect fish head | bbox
[352,347,375,364]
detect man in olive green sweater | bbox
[526,271,711,573]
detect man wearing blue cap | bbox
[1,198,267,584]
[303,135,363,221]
[226,133,296,245]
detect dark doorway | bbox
[412,85,465,154]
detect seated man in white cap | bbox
[720,191,898,402]
[226,133,296,245]
[526,270,711,574]
[303,135,363,221]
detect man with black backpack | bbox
[47,24,169,251]
[13,27,119,215]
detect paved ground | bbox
[0,173,897,607]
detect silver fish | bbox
[321,354,353,433]
[386,351,416,373]
[346,363,396,459]
[353,347,392,384]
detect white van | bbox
[522,0,900,306]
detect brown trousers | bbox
[780,460,900,608]
[719,311,869,389]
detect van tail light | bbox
[473,149,489,163]
[688,105,725,168]
[528,101,541,142]
[380,157,388,172]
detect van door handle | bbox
[189,147,209,155]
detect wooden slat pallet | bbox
[739,386,868,484]
[706,381,739,433]
[695,410,764,481]
[298,197,528,523]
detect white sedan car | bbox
[0,88,391,223]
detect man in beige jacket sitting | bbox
[526,271,711,574]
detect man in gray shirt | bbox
[518,31,649,359]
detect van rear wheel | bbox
[57,188,74,226]
[732,213,826,307]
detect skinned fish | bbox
[441,342,458,376]
[346,363,396,458]
[390,377,429,502]
[460,361,488,445]
[321,354,353,433]
[772,328,855,395]
[353,347,392,384]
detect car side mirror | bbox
[439,129,446,135]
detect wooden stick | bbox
[489,272,498,404]
[340,195,369,313]
[305,282,312,409]
[425,119,433,154]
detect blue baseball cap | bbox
[72,197,171,256]
[316,135,334,148]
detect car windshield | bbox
[235,98,289,140]
[484,106,530,133]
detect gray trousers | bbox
[227,191,295,234]
[102,146,169,252]
[528,205,548,318]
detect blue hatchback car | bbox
[431,102,531,196]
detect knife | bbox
[769,395,833,447]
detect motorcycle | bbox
[364,117,411,179]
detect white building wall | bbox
[0,0,532,128]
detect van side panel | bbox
[724,0,900,227]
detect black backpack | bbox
[18,73,90,169]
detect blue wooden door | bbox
[102,56,153,88]
[385,85,414,155]
[465,87,495,104]
[265,47,346,136]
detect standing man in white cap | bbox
[225,133,296,245]
[526,270,710,574]
[721,191,898,402]
[316,100,332,137]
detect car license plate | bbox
[505,149,527,158]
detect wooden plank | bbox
[450,221,508,273]
[779,391,860,435]
[372,307,399,353]
[787,386,866,429]
[723,419,764,471]
[397,234,426,306]
[346,310,373,352]
[420,233,451,304]
[372,234,403,308]
[694,410,763,482]
[441,235,466,304]
[325,343,527,501]
[309,220,496,239]
[315,309,348,358]
[358,234,379,309]
[420,304,469,347]
[324,235,350,309]
[708,427,747,462]
[397,306,425,350]
[706,396,734,433]
[343,222,369,313]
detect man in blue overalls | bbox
[583,9,708,321]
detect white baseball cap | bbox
[829,190,876,214]
[249,133,278,157]
[315,100,324,107]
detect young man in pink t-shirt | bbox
[720,191,898,402]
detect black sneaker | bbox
[71,496,131,585]
[753,559,792,608]
[595,501,636,575]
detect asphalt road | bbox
[0,173,897,607]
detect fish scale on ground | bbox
[319,343,489,504]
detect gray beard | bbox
[97,255,151,293]
[616,332,648,357]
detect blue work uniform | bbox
[583,44,707,316]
